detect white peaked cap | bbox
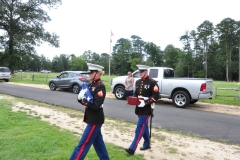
[87,63,104,71]
[136,64,149,71]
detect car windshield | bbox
[0,68,10,72]
[164,68,174,78]
[68,72,77,78]
[133,71,140,78]
[59,73,68,78]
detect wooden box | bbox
[127,96,143,105]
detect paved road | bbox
[1,82,240,144]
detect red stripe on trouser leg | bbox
[75,125,96,160]
[133,116,150,151]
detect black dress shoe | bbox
[124,148,134,155]
[140,146,151,150]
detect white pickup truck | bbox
[40,70,51,73]
[110,67,213,108]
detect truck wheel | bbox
[172,91,190,108]
[190,100,198,104]
[114,85,125,100]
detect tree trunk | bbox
[229,46,232,82]
[226,46,229,81]
[205,44,208,78]
[7,2,14,71]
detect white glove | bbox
[78,89,86,100]
[151,103,155,109]
[138,99,145,107]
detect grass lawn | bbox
[0,99,144,160]
[200,81,240,106]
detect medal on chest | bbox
[144,85,150,89]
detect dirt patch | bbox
[157,98,240,116]
[188,102,240,116]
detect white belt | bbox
[138,96,149,100]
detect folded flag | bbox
[79,83,93,104]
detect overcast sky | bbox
[36,0,240,60]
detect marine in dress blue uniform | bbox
[124,65,160,155]
[69,63,109,160]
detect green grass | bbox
[168,147,178,154]
[11,72,58,85]
[199,81,240,106]
[0,99,144,160]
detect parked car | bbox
[0,67,12,82]
[41,70,51,73]
[48,71,90,94]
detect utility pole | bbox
[109,41,111,78]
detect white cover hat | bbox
[87,63,104,71]
[82,63,104,74]
[136,64,149,71]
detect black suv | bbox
[49,71,90,94]
[0,67,12,82]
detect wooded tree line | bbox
[1,1,240,81]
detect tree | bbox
[216,18,238,81]
[0,0,61,71]
[99,53,110,74]
[112,38,132,75]
[28,54,41,71]
[59,54,69,71]
[236,21,240,81]
[144,42,163,66]
[69,56,87,71]
[206,41,223,79]
[69,54,76,60]
[197,20,214,78]
[92,52,101,64]
[127,58,140,71]
[163,44,179,69]
[180,30,193,77]
[82,50,94,63]
[130,35,145,61]
[189,30,201,77]
[174,50,187,77]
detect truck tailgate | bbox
[205,80,213,92]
